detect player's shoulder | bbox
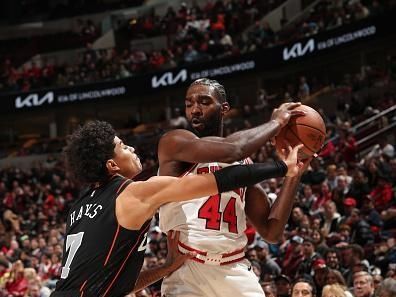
[123,176,177,195]
[158,129,198,159]
[160,129,197,143]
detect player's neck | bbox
[217,125,224,137]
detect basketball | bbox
[275,105,326,159]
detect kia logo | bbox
[151,69,188,88]
[283,39,315,61]
[15,92,55,109]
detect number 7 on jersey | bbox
[60,232,84,279]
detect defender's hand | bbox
[270,102,305,130]
[164,230,196,274]
[278,143,303,177]
[296,157,313,177]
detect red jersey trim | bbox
[103,224,121,266]
[102,223,150,297]
[179,164,198,177]
[79,279,88,296]
[116,178,129,195]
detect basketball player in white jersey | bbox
[158,78,310,296]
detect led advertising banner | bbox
[0,14,392,113]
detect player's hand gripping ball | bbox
[275,104,326,159]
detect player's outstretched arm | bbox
[132,230,195,293]
[140,159,290,210]
[117,154,298,229]
[158,102,305,165]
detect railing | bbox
[352,105,396,132]
[357,122,396,147]
[327,104,396,155]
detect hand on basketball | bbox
[278,143,303,177]
[270,102,306,130]
[164,230,196,274]
[278,142,313,177]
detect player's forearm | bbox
[133,266,173,293]
[266,176,300,242]
[223,120,281,159]
[164,161,288,204]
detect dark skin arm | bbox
[159,121,280,165]
[245,178,300,244]
[133,231,195,293]
[246,153,312,244]
[158,103,305,169]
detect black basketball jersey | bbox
[52,175,150,297]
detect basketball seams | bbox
[288,123,326,136]
[286,127,317,154]
[275,105,326,157]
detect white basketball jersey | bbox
[159,159,251,253]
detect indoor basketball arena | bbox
[0,0,395,296]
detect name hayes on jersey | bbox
[69,203,103,227]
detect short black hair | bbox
[291,278,317,297]
[189,78,227,103]
[349,244,365,259]
[324,248,340,259]
[303,237,315,245]
[64,120,116,184]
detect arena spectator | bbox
[297,237,322,277]
[262,281,277,297]
[254,240,281,279]
[291,279,317,297]
[168,108,188,129]
[322,284,347,297]
[312,258,328,296]
[369,173,394,212]
[282,236,304,277]
[275,274,291,297]
[376,278,396,297]
[353,271,375,297]
[298,76,310,100]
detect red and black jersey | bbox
[52,175,150,297]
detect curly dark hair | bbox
[64,120,116,184]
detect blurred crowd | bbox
[1,0,394,93]
[0,161,77,296]
[4,60,395,159]
[124,0,284,40]
[3,0,145,24]
[0,74,394,296]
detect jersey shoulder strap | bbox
[115,177,133,197]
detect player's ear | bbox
[221,102,230,114]
[270,137,276,146]
[106,159,120,174]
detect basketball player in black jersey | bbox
[51,120,304,297]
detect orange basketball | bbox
[275,105,326,159]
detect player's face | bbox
[185,84,224,137]
[112,136,142,179]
